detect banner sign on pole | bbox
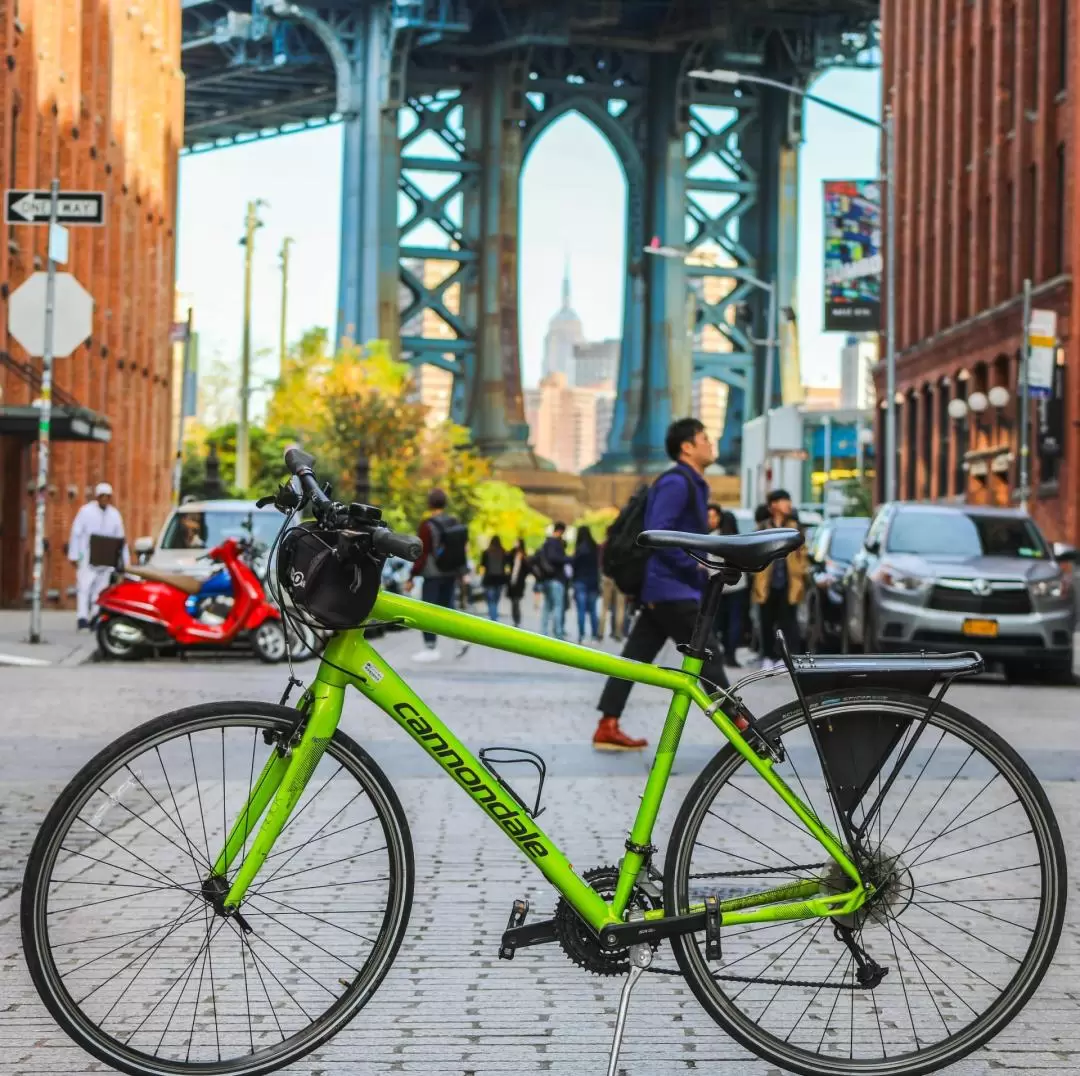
[823,179,882,332]
[1027,308,1057,400]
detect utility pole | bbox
[28,180,60,644]
[279,236,293,378]
[236,198,266,493]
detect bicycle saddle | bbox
[637,527,803,573]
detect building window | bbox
[954,378,968,495]
[1055,143,1066,274]
[1004,3,1017,127]
[938,381,951,497]
[1004,180,1014,297]
[905,392,917,501]
[1028,0,1042,111]
[1026,164,1038,282]
[980,193,992,308]
[1040,361,1065,485]
[1059,0,1069,91]
[922,388,933,499]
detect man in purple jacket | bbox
[593,418,730,751]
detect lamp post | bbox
[279,236,293,379]
[688,67,896,502]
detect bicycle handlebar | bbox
[282,444,422,561]
[373,529,423,561]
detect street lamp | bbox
[688,67,897,504]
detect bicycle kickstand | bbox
[606,944,652,1076]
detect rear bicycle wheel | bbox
[665,690,1066,1076]
[22,701,413,1076]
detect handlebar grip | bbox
[373,528,423,562]
[284,445,316,475]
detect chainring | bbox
[553,865,661,977]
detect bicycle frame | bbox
[212,590,867,936]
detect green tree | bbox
[264,333,493,534]
[842,477,874,517]
[178,421,294,500]
[467,480,552,558]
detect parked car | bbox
[134,500,291,581]
[802,516,870,653]
[842,503,1076,682]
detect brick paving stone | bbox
[1,619,1080,1074]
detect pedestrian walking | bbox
[68,482,127,629]
[593,418,729,751]
[480,536,509,621]
[506,539,530,627]
[535,523,569,639]
[408,488,469,663]
[751,488,808,669]
[717,509,749,666]
[571,524,601,643]
[599,529,627,642]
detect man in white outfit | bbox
[68,482,127,629]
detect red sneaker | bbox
[593,716,648,752]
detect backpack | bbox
[533,542,554,581]
[429,514,468,573]
[603,469,695,597]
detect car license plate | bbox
[963,618,999,638]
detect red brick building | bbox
[880,0,1079,543]
[0,0,183,606]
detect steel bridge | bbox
[181,0,878,470]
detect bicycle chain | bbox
[653,860,869,989]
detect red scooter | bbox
[95,536,298,662]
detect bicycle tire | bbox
[22,700,414,1076]
[664,689,1067,1076]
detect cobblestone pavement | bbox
[2,617,1080,1075]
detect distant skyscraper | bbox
[542,260,584,380]
[573,339,619,388]
[840,333,878,410]
[527,372,611,474]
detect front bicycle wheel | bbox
[665,690,1066,1076]
[22,700,413,1076]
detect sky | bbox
[176,66,881,406]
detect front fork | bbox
[203,681,345,915]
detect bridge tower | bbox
[181,2,878,472]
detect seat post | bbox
[685,568,726,659]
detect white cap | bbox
[94,482,113,497]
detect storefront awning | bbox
[0,405,112,443]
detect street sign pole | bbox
[1019,278,1033,515]
[28,179,60,644]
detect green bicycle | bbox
[22,449,1066,1076]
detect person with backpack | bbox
[599,528,627,641]
[571,524,602,643]
[480,536,509,621]
[408,487,469,662]
[535,523,569,638]
[593,418,729,751]
[506,538,530,628]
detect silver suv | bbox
[843,503,1076,682]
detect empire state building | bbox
[541,262,584,379]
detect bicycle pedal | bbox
[499,898,529,960]
[704,895,722,962]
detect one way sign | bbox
[5,190,105,226]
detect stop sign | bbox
[7,271,94,357]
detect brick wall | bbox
[880,0,1079,544]
[0,0,183,606]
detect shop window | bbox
[937,381,951,496]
